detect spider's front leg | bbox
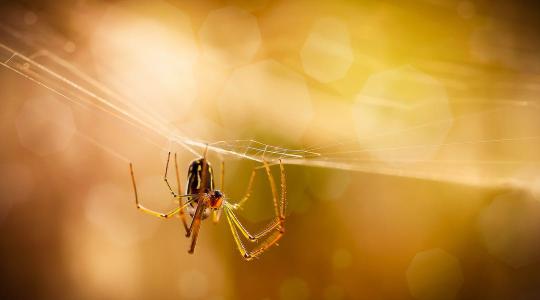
[171,152,190,233]
[129,162,194,219]
[187,201,206,254]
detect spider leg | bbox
[262,160,283,221]
[220,161,225,191]
[212,161,225,224]
[225,212,249,259]
[187,202,206,253]
[130,163,194,219]
[233,167,257,209]
[278,160,286,221]
[233,160,285,217]
[163,152,178,197]
[174,153,190,233]
[224,206,282,241]
[212,209,222,223]
[225,208,283,261]
[225,160,287,260]
[186,145,210,243]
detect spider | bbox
[128,148,286,261]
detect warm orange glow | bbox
[1,0,540,299]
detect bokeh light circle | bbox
[477,190,540,268]
[300,17,354,83]
[332,248,352,269]
[23,11,37,25]
[279,277,310,300]
[15,96,76,156]
[85,183,159,247]
[91,1,199,122]
[217,59,313,142]
[0,162,35,218]
[324,284,345,300]
[406,248,463,300]
[199,6,261,68]
[457,1,476,19]
[353,66,453,164]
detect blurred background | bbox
[1,0,540,299]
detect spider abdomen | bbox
[186,158,215,199]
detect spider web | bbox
[0,30,317,162]
[1,24,539,191]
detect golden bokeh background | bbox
[1,0,540,299]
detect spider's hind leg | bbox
[225,159,287,260]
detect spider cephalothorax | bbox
[208,190,224,209]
